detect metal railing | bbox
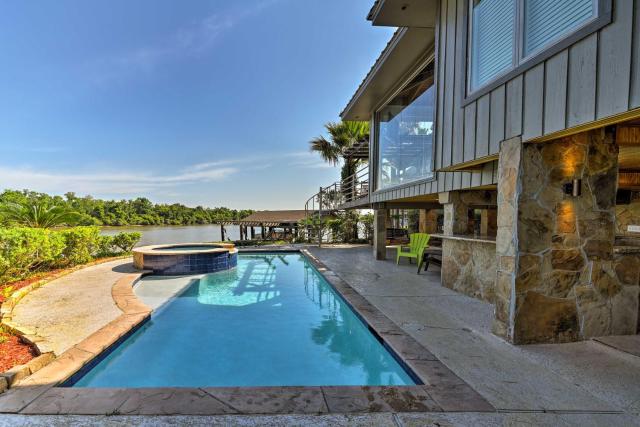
[305,165,369,212]
[303,165,370,245]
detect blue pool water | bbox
[72,253,415,387]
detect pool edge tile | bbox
[116,388,239,415]
[321,386,442,413]
[19,387,129,415]
[203,386,329,415]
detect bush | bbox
[95,235,115,258]
[112,232,141,252]
[0,227,65,283]
[0,227,141,285]
[59,226,101,266]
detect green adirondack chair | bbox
[396,233,430,270]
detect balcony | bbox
[305,164,370,214]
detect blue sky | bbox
[0,0,394,209]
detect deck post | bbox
[373,208,387,260]
[251,227,255,240]
[261,223,265,239]
[220,224,225,241]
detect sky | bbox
[0,0,394,210]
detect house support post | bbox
[494,131,635,344]
[373,207,387,260]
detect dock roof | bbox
[234,210,309,226]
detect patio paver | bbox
[10,259,138,356]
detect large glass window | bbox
[469,0,599,93]
[377,63,434,190]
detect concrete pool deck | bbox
[9,259,139,356]
[1,245,639,425]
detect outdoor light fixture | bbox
[563,179,582,197]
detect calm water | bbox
[71,253,414,387]
[100,225,255,246]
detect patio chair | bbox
[396,233,430,271]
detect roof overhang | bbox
[341,27,435,121]
[367,0,439,28]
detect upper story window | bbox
[469,0,597,92]
[376,62,435,191]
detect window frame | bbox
[372,58,437,193]
[462,0,612,106]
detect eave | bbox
[340,27,435,121]
[367,0,439,28]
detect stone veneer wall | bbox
[441,240,497,303]
[616,197,640,236]
[495,130,639,344]
[420,209,441,234]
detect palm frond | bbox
[0,200,82,228]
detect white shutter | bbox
[470,0,516,90]
[524,0,594,56]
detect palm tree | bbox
[0,199,82,228]
[309,121,369,179]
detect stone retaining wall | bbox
[441,240,497,303]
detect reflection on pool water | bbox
[71,253,415,387]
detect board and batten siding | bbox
[437,0,640,166]
[371,0,639,202]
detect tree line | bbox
[0,190,254,226]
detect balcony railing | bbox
[305,164,369,215]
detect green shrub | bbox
[0,227,141,285]
[59,226,101,266]
[112,232,141,252]
[0,227,65,283]
[95,235,115,258]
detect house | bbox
[314,0,640,344]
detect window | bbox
[523,0,594,56]
[470,0,515,91]
[469,0,599,93]
[376,63,435,190]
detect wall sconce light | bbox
[563,179,582,197]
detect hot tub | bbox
[133,243,237,275]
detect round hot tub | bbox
[133,243,237,275]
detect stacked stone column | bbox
[495,130,639,344]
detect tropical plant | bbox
[112,232,142,252]
[0,199,82,228]
[309,121,369,179]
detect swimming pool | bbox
[70,253,416,387]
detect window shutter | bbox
[524,0,594,56]
[470,0,516,90]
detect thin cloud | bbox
[0,165,237,196]
[0,148,334,196]
[191,151,330,171]
[84,2,279,85]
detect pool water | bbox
[72,253,415,387]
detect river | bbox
[100,225,261,247]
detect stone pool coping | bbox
[0,249,494,415]
[133,242,237,256]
